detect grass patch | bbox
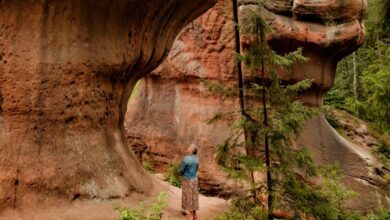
[142,160,154,173]
[115,192,168,220]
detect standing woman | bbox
[179,144,199,220]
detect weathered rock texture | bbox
[126,0,245,197]
[126,0,390,210]
[0,0,216,212]
[241,0,367,107]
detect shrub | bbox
[142,160,154,173]
[164,163,182,188]
[116,192,168,220]
[214,197,266,220]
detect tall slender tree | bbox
[206,1,366,219]
[208,1,354,218]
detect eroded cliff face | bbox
[241,0,366,107]
[125,0,390,210]
[0,0,216,211]
[125,0,245,196]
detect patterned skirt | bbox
[182,178,199,211]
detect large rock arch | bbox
[0,0,216,212]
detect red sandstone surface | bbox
[125,0,390,211]
[126,0,244,197]
[0,0,219,217]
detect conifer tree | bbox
[208,1,358,219]
[324,0,390,134]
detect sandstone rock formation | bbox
[126,0,390,210]
[241,0,367,107]
[125,0,245,197]
[0,0,216,212]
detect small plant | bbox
[366,209,390,220]
[324,107,341,129]
[116,192,168,220]
[384,174,390,183]
[214,197,267,220]
[142,160,154,173]
[376,142,390,159]
[129,80,142,100]
[319,165,357,211]
[149,193,169,220]
[164,163,182,188]
[372,142,390,166]
[117,208,137,220]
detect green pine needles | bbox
[323,0,390,170]
[324,0,390,135]
[209,1,364,219]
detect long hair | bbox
[189,144,198,155]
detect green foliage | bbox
[364,0,390,44]
[118,208,137,220]
[366,209,390,220]
[318,165,357,210]
[164,163,182,188]
[214,197,267,220]
[376,142,390,159]
[209,1,360,219]
[345,209,390,220]
[201,79,238,98]
[384,174,390,184]
[129,80,141,100]
[215,165,388,220]
[116,192,168,220]
[215,201,390,220]
[324,0,390,134]
[212,1,389,219]
[214,165,361,220]
[324,108,341,129]
[344,41,390,133]
[373,141,390,164]
[142,160,154,173]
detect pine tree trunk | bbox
[232,0,256,189]
[261,37,274,220]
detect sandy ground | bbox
[0,176,228,220]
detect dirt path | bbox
[163,181,228,220]
[0,178,228,220]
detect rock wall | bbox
[125,0,244,196]
[125,0,390,210]
[0,0,216,211]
